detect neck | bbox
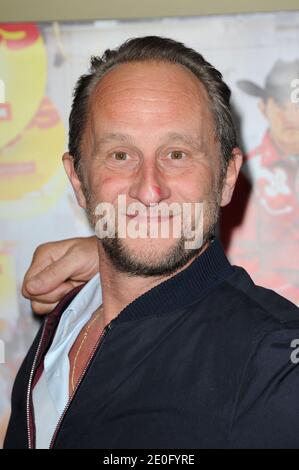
[96,240,210,328]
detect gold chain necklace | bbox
[70,305,104,394]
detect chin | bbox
[125,236,179,257]
[101,234,200,277]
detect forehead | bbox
[80,61,218,161]
[89,61,212,123]
[92,60,207,93]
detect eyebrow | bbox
[95,133,135,149]
[94,131,203,152]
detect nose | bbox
[282,102,299,126]
[128,162,170,206]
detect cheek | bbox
[177,167,216,201]
[277,114,285,129]
[268,110,283,131]
[88,173,130,203]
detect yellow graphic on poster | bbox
[0,96,67,218]
[0,23,47,149]
[0,23,66,217]
[0,22,68,447]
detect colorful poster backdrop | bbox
[0,12,298,446]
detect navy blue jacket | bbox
[4,238,299,448]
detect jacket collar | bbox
[49,236,233,325]
[113,236,233,323]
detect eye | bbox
[113,151,128,161]
[168,150,186,160]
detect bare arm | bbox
[22,236,98,314]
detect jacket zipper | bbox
[49,320,113,449]
[27,318,48,449]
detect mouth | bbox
[126,214,176,223]
[284,125,299,131]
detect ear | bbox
[220,147,243,207]
[258,99,267,118]
[62,152,87,209]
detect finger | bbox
[23,241,67,282]
[23,253,84,296]
[31,300,59,315]
[23,280,84,304]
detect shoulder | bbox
[222,267,299,447]
[193,264,299,358]
[223,265,299,328]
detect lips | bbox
[126,214,174,223]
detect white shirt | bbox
[32,273,102,449]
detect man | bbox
[221,60,299,305]
[5,36,299,449]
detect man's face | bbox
[65,61,240,276]
[260,97,299,155]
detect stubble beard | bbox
[82,177,222,278]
